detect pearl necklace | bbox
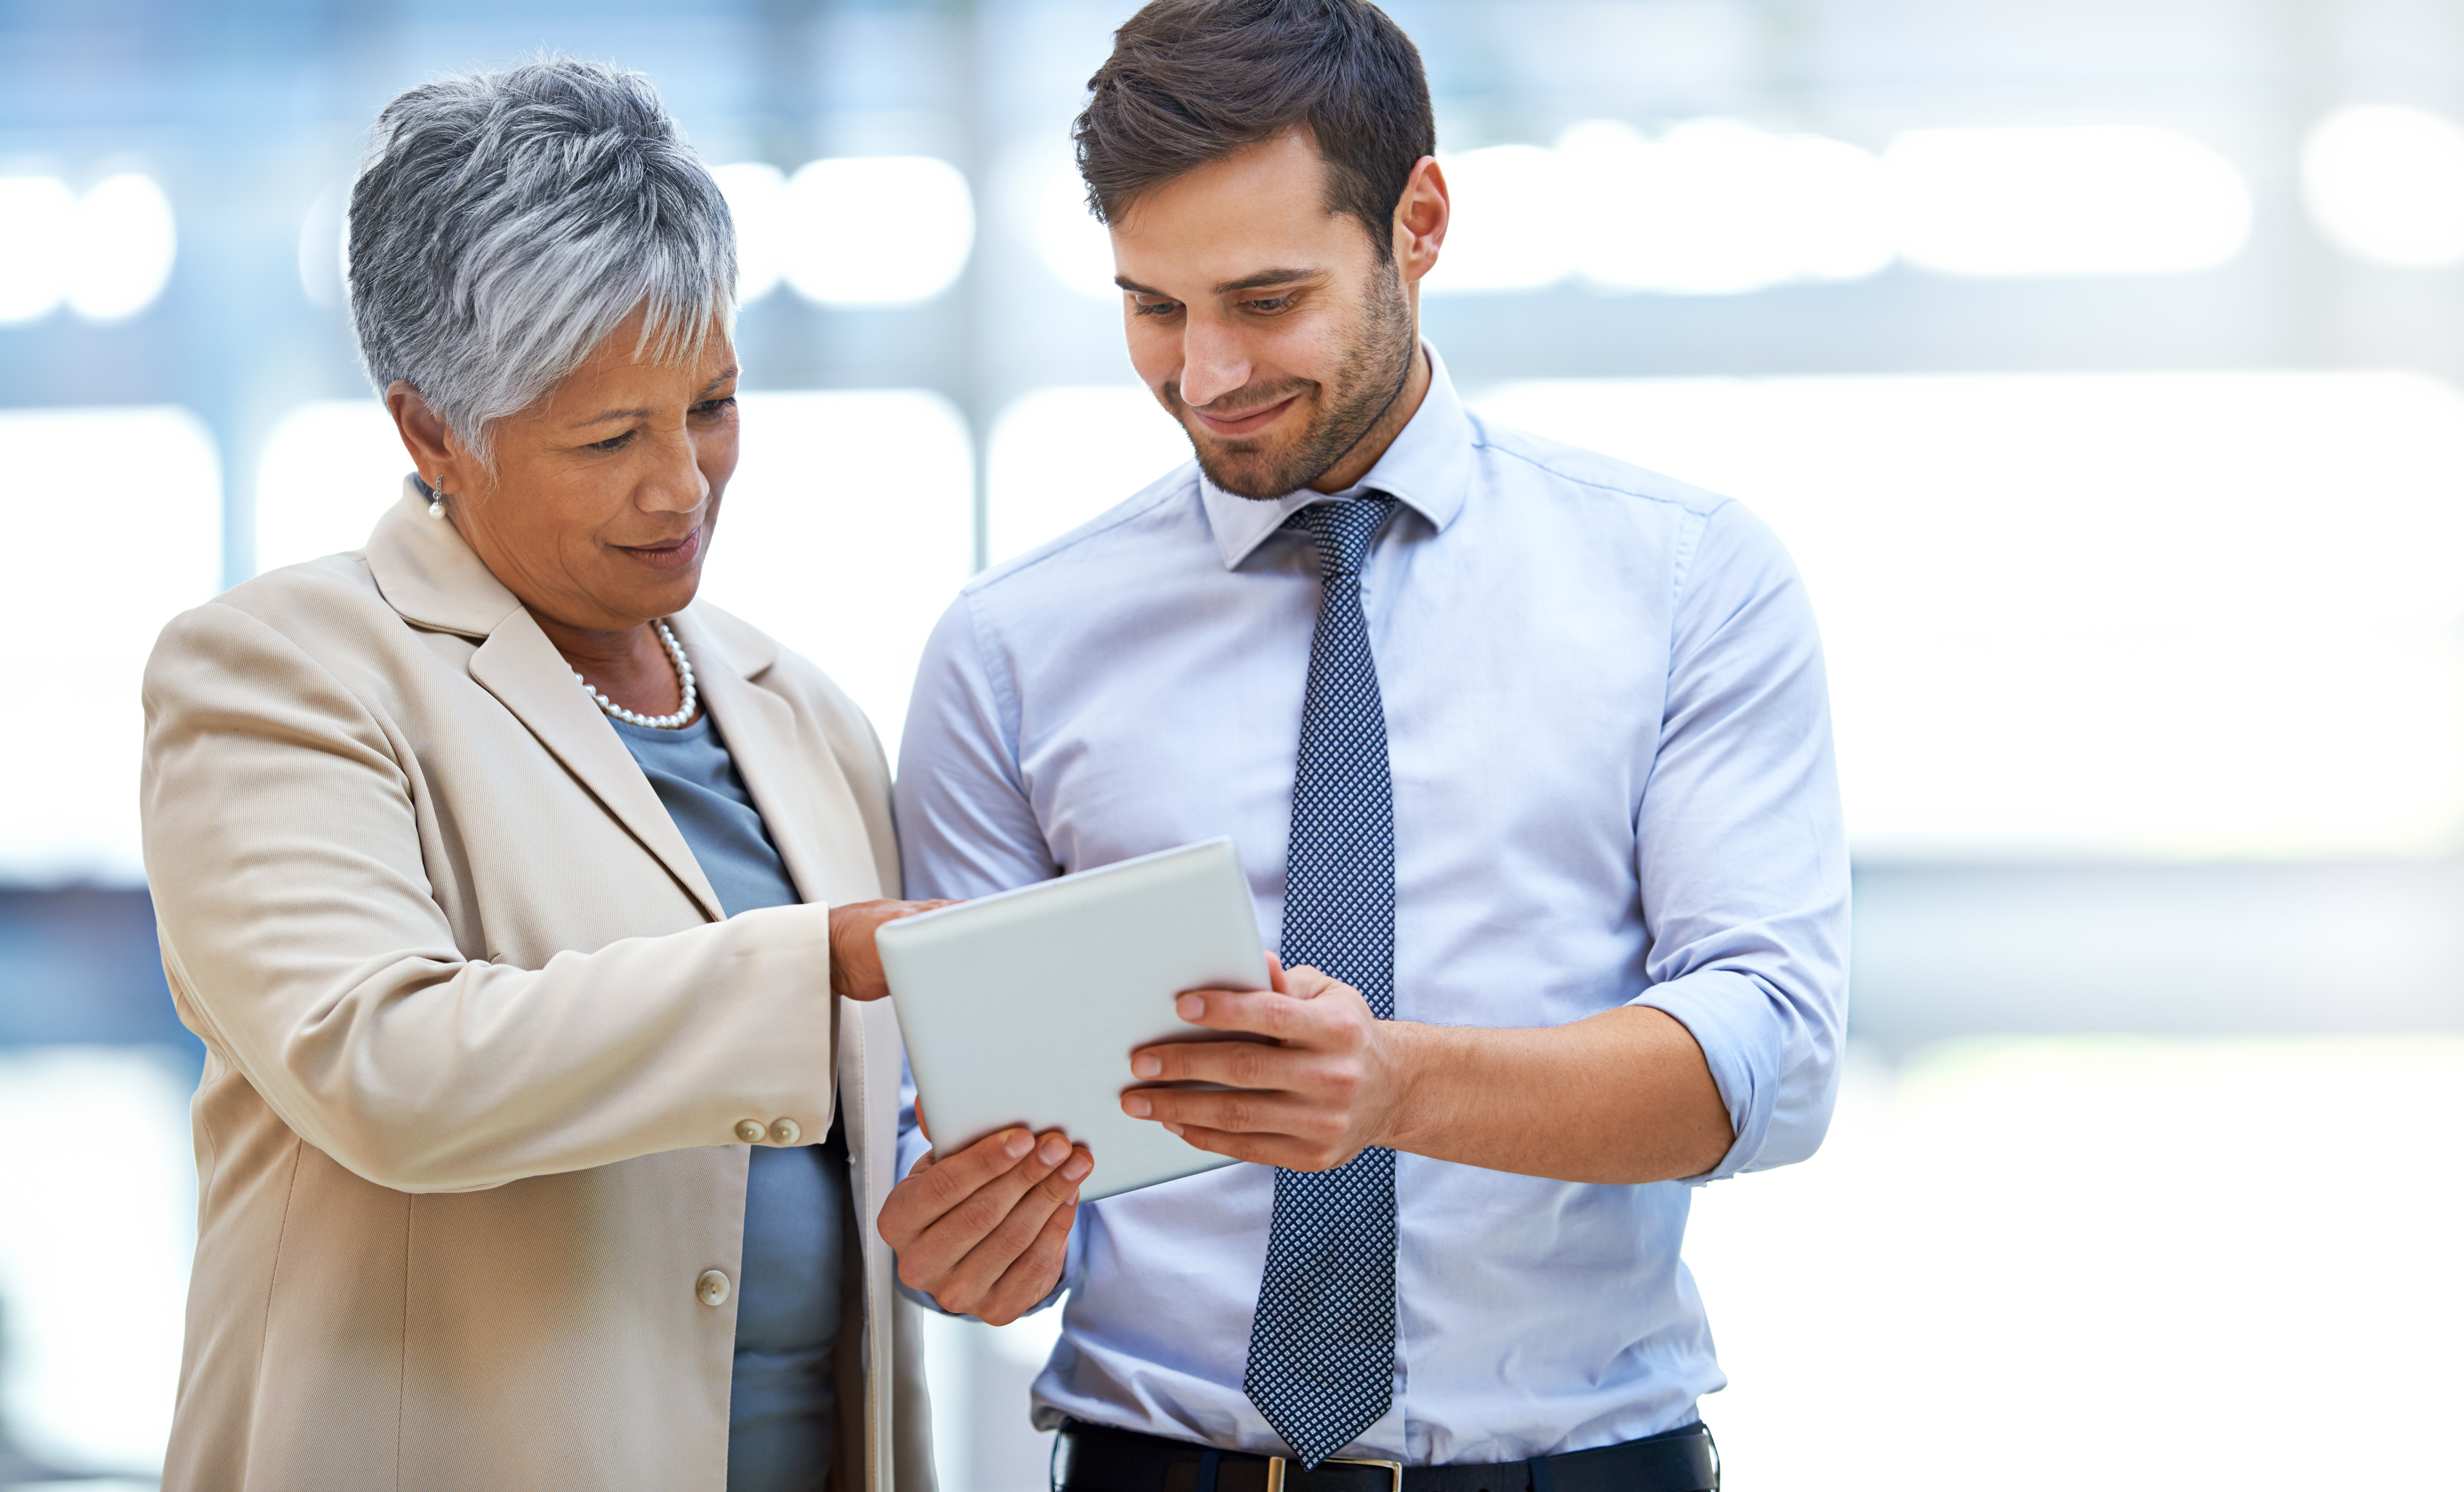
[575,620,698,729]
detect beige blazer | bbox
[140,483,934,1492]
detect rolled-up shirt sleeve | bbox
[1628,498,1851,1181]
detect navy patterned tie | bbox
[1243,494,1399,1468]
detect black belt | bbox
[1055,1419,1718,1492]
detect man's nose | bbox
[1178,319,1251,411]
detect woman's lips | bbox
[614,526,702,572]
[1192,393,1299,438]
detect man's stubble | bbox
[1171,265,1416,501]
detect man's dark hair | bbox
[1073,0,1436,261]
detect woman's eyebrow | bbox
[567,368,740,428]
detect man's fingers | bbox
[1166,986,1325,1043]
[1127,1037,1333,1092]
[1122,1084,1335,1141]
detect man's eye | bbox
[1132,298,1181,317]
[1245,295,1294,312]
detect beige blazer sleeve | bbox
[143,596,840,1192]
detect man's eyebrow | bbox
[567,366,741,428]
[1212,267,1319,294]
[1111,269,1323,297]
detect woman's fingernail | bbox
[1123,1095,1151,1118]
[1132,1053,1161,1079]
[1038,1134,1069,1166]
[1162,1122,1184,1137]
[1063,1153,1092,1181]
[1004,1129,1032,1159]
[1177,994,1204,1020]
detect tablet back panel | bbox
[876,837,1269,1200]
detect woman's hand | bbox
[879,1127,1090,1324]
[827,899,953,1001]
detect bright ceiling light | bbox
[0,176,77,323]
[66,173,176,321]
[1035,161,1117,298]
[711,161,788,303]
[1564,119,1892,295]
[2301,105,2464,267]
[1424,143,1576,293]
[781,156,974,308]
[1886,126,2251,277]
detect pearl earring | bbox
[428,489,448,520]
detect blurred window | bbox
[700,390,974,760]
[1474,371,2464,860]
[985,385,1190,566]
[253,399,406,574]
[2,406,221,884]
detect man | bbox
[879,1,1847,1487]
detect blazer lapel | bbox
[676,608,880,910]
[363,482,726,923]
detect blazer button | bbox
[697,1269,732,1307]
[769,1117,801,1146]
[735,1119,767,1143]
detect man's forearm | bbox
[1380,1006,1734,1184]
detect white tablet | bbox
[876,837,1269,1201]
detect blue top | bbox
[893,346,1850,1464]
[612,711,845,1492]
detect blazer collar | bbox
[364,481,727,920]
[676,607,877,913]
[365,480,526,640]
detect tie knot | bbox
[1285,495,1395,578]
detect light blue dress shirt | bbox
[892,347,1849,1466]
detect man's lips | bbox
[613,526,702,572]
[1190,392,1300,438]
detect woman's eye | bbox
[589,431,633,453]
[692,396,738,417]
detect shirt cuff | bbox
[1629,968,1786,1183]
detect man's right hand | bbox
[878,1127,1091,1324]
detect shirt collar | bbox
[1199,342,1474,570]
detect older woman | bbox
[140,59,956,1492]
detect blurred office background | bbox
[4,0,2463,1485]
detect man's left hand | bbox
[1120,954,1410,1171]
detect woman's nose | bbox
[643,434,710,512]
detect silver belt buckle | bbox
[1262,1456,1405,1492]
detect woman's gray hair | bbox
[348,56,735,463]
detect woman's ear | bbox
[386,380,472,493]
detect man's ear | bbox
[385,380,472,493]
[1393,156,1450,285]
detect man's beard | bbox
[1168,269,1416,501]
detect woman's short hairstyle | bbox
[349,57,734,463]
[1071,0,1434,261]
